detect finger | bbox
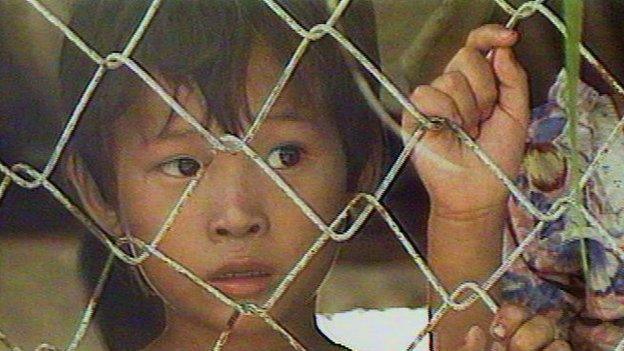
[542,340,572,351]
[492,47,530,128]
[478,47,530,176]
[459,326,486,351]
[431,72,480,138]
[402,85,462,135]
[402,85,463,163]
[466,24,519,51]
[490,304,531,341]
[445,47,497,121]
[509,315,556,351]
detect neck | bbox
[144,297,343,351]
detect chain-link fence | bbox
[1,0,623,350]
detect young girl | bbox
[59,0,565,350]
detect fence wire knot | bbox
[514,1,542,19]
[103,53,125,70]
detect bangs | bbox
[61,0,382,201]
[62,0,334,140]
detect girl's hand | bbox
[460,304,572,350]
[403,24,530,221]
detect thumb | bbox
[459,326,487,351]
[491,47,530,129]
[477,47,530,176]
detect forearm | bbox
[427,205,506,350]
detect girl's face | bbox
[103,44,350,337]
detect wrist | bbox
[429,202,508,224]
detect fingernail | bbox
[490,322,506,339]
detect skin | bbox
[68,44,350,350]
[66,23,571,350]
[405,25,573,350]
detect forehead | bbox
[244,42,322,115]
[114,42,330,144]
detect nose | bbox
[208,209,269,239]
[202,152,270,241]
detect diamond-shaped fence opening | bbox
[2,0,624,350]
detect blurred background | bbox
[2,0,622,349]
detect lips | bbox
[207,260,276,298]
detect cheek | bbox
[300,153,349,220]
[263,158,347,277]
[115,172,191,241]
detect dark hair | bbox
[60,1,382,349]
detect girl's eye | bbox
[266,144,304,170]
[159,157,202,178]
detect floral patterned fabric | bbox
[502,70,624,350]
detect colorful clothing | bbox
[502,70,624,350]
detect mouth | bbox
[207,260,276,299]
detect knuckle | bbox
[438,71,467,91]
[480,23,505,35]
[410,85,430,101]
[509,336,531,351]
[448,71,467,84]
[454,47,473,63]
[467,28,482,43]
[509,315,554,351]
[448,47,482,72]
[531,315,554,329]
[479,89,497,107]
[437,98,458,120]
[523,317,553,339]
[484,23,505,31]
[409,85,457,119]
[546,340,571,351]
[500,304,529,323]
[457,47,480,63]
[467,24,501,42]
[443,96,459,113]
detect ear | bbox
[65,152,122,236]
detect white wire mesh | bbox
[1,0,623,350]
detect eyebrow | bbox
[155,112,305,141]
[156,126,201,140]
